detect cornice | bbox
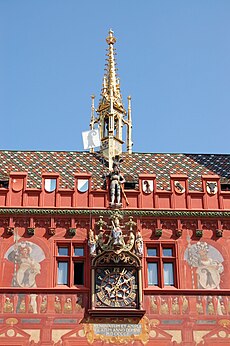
[0,208,230,218]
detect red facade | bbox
[0,153,230,345]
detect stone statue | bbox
[135,230,143,256]
[109,160,125,206]
[88,229,97,256]
[111,217,125,247]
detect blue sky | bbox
[0,0,229,154]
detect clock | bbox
[95,267,138,308]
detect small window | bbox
[74,247,84,256]
[148,263,158,285]
[58,247,69,256]
[58,262,68,285]
[0,180,9,188]
[163,248,173,257]
[221,184,230,191]
[124,182,136,190]
[74,262,84,285]
[147,248,157,257]
[163,263,174,286]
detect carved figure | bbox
[182,296,188,314]
[88,229,97,256]
[196,301,204,314]
[150,296,158,313]
[29,294,38,313]
[135,231,143,256]
[64,298,72,314]
[54,296,61,313]
[111,218,125,247]
[40,296,47,313]
[127,231,135,248]
[160,299,169,314]
[4,297,14,313]
[207,300,215,315]
[109,161,125,206]
[19,298,26,313]
[172,297,179,314]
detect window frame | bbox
[55,241,86,287]
[146,242,178,288]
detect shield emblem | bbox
[142,180,153,194]
[77,179,89,193]
[206,181,218,195]
[174,181,185,194]
[12,178,24,192]
[44,179,57,192]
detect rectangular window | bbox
[148,263,158,285]
[74,247,84,257]
[147,243,177,288]
[163,262,174,286]
[58,247,69,256]
[58,261,68,284]
[56,243,85,287]
[74,262,84,285]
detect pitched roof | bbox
[0,150,229,191]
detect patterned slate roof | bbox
[0,151,229,191]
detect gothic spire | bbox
[90,30,133,170]
[98,29,124,112]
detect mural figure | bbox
[184,241,224,290]
[185,239,224,315]
[4,233,45,313]
[5,239,45,288]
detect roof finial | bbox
[106,29,117,45]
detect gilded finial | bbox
[106,29,116,45]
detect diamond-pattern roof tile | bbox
[0,151,229,191]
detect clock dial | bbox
[95,267,138,308]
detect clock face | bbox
[95,267,138,308]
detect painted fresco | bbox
[3,234,45,314]
[184,240,224,290]
[4,237,45,288]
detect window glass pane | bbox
[74,247,84,256]
[147,248,157,257]
[58,262,68,284]
[74,262,84,285]
[148,263,158,285]
[58,247,69,256]
[164,263,174,286]
[163,248,173,257]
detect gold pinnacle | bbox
[106,29,116,45]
